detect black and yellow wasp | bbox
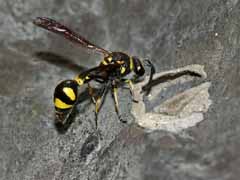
[33,17,155,128]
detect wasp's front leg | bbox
[121,79,138,103]
[111,81,126,123]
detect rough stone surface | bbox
[1,0,240,180]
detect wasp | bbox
[33,17,155,128]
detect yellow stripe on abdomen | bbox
[63,87,76,101]
[54,98,73,109]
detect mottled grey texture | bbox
[1,0,240,180]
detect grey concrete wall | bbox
[1,0,240,180]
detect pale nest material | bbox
[131,64,212,133]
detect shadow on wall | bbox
[34,51,86,72]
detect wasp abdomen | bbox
[54,80,78,110]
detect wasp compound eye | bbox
[132,56,145,76]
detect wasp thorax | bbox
[54,80,78,110]
[111,52,129,61]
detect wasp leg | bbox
[94,82,110,128]
[54,92,82,133]
[55,108,74,125]
[122,79,138,103]
[111,83,126,123]
[87,83,97,104]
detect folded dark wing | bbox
[33,17,110,56]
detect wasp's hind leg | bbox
[88,83,97,104]
[93,82,111,129]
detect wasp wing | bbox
[33,17,110,56]
[76,63,121,82]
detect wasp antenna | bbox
[141,58,156,95]
[143,59,156,74]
